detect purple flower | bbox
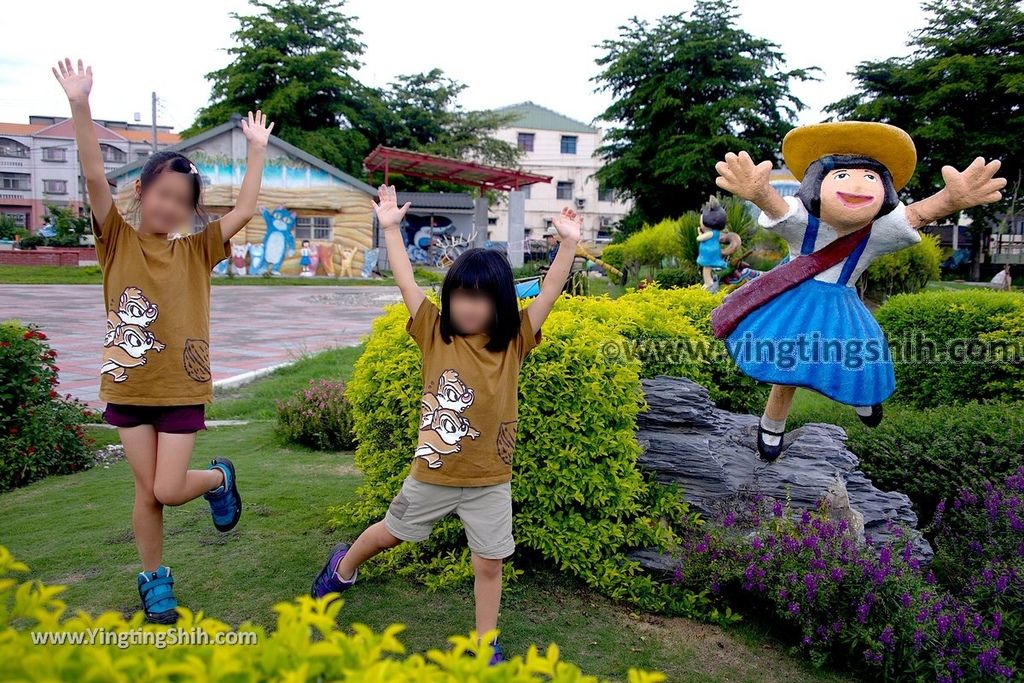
[879,625,894,650]
[772,499,784,518]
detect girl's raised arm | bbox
[374,185,425,317]
[52,58,112,232]
[525,207,581,335]
[220,110,274,241]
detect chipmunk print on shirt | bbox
[102,286,165,383]
[415,369,480,469]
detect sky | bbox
[0,0,929,134]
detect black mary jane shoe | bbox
[856,404,884,428]
[756,423,786,463]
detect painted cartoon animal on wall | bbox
[337,245,357,278]
[317,243,334,276]
[248,242,267,276]
[230,242,249,276]
[260,206,297,275]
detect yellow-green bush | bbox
[860,233,942,302]
[0,546,664,682]
[333,286,763,615]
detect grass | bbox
[0,347,852,682]
[0,264,439,287]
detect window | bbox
[1,211,26,227]
[99,144,127,164]
[517,132,535,152]
[295,216,332,240]
[136,150,151,160]
[0,137,29,158]
[0,173,30,191]
[43,179,68,194]
[560,135,577,155]
[598,186,615,202]
[556,181,574,200]
[42,147,67,162]
[487,216,498,225]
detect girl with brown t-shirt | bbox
[53,58,274,624]
[311,185,582,665]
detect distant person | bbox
[544,225,560,263]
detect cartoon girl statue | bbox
[712,121,1005,462]
[696,196,732,291]
[299,239,312,276]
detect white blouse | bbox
[759,195,922,287]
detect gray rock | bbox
[633,375,933,568]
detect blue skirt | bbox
[724,278,895,405]
[697,230,728,268]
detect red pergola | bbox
[363,145,552,194]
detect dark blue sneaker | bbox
[137,565,178,624]
[311,542,358,599]
[488,640,505,666]
[203,457,241,532]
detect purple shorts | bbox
[103,403,207,434]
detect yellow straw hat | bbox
[782,121,917,191]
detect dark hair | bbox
[440,248,520,352]
[795,154,899,220]
[701,195,727,230]
[130,150,207,225]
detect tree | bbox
[186,0,519,186]
[42,205,89,247]
[592,0,817,234]
[826,0,1024,278]
[184,0,380,176]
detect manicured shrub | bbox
[598,243,625,272]
[0,321,94,491]
[846,401,1024,524]
[275,377,357,451]
[335,295,717,616]
[0,545,665,683]
[653,266,701,289]
[929,468,1024,666]
[671,493,1016,681]
[861,233,942,302]
[876,289,1024,408]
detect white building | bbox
[488,102,630,243]
[0,115,179,230]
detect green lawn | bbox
[0,346,853,682]
[0,264,442,287]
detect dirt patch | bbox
[622,612,848,683]
[51,568,101,585]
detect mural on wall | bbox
[115,140,376,277]
[230,242,249,276]
[260,207,297,275]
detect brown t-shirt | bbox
[407,298,542,486]
[93,205,232,406]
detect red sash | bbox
[711,221,873,340]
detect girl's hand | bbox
[941,157,1006,211]
[241,110,274,149]
[52,58,92,103]
[551,207,582,242]
[715,151,773,203]
[373,184,412,229]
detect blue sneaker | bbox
[489,640,505,666]
[311,542,358,599]
[137,565,178,624]
[203,457,241,532]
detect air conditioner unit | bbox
[574,197,586,209]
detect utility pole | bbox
[151,92,158,153]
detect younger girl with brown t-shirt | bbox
[311,185,582,665]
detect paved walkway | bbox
[0,285,402,408]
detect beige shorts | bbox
[383,475,515,560]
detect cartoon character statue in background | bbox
[249,243,267,276]
[212,257,229,276]
[260,206,296,275]
[230,242,249,276]
[696,196,733,292]
[711,121,1005,462]
[317,243,334,277]
[299,239,313,276]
